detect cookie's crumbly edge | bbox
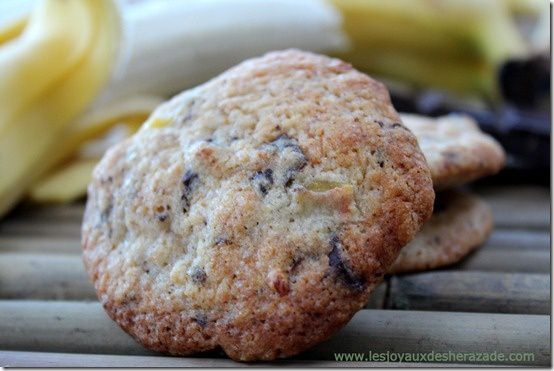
[83,49,434,361]
[401,113,506,190]
[389,191,493,274]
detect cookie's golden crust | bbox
[83,50,434,361]
[389,191,492,274]
[401,114,506,190]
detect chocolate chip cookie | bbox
[82,50,434,361]
[390,191,493,274]
[401,113,506,190]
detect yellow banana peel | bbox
[29,159,99,203]
[0,1,96,130]
[0,0,539,211]
[331,0,529,97]
[27,96,160,203]
[0,0,119,217]
[0,15,26,45]
[506,0,545,16]
[43,96,162,175]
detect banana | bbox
[0,1,95,131]
[27,96,160,203]
[0,0,119,217]
[43,96,162,173]
[0,16,26,45]
[347,49,496,97]
[1,0,538,211]
[0,0,348,213]
[330,0,529,97]
[0,0,33,45]
[92,0,347,106]
[506,0,546,16]
[29,159,99,203]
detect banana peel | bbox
[1,0,538,210]
[28,96,160,203]
[43,95,162,174]
[506,0,545,16]
[1,0,349,211]
[0,1,96,130]
[29,159,99,203]
[0,0,119,217]
[0,15,26,45]
[351,50,496,98]
[331,0,529,98]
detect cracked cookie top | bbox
[82,50,434,361]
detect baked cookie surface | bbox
[401,114,506,190]
[390,191,493,274]
[82,50,434,361]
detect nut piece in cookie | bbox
[82,49,434,361]
[390,191,493,274]
[401,113,506,190]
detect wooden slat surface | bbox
[454,249,550,273]
[1,252,548,310]
[0,184,549,366]
[1,229,549,255]
[474,185,550,230]
[0,301,150,356]
[0,236,80,254]
[0,351,247,368]
[0,301,548,366]
[299,310,549,366]
[365,280,387,309]
[388,272,550,314]
[0,219,81,238]
[0,351,480,368]
[0,253,95,300]
[7,186,549,229]
[484,230,550,250]
[6,203,85,221]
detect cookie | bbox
[401,113,506,190]
[82,50,434,361]
[389,191,492,274]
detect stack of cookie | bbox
[390,113,506,273]
[82,50,504,361]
